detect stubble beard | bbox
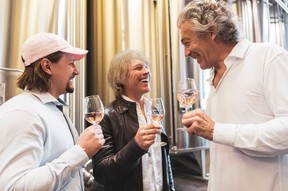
[66,80,74,93]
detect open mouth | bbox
[140,77,149,83]
[191,52,201,63]
[68,77,75,85]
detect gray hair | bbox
[177,0,242,42]
[108,49,150,98]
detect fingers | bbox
[141,126,160,136]
[85,125,104,139]
[182,108,208,125]
[181,109,214,141]
[77,125,106,157]
[138,125,160,141]
[94,126,103,135]
[201,112,214,124]
[93,126,105,142]
[182,115,202,126]
[139,131,156,142]
[134,125,161,151]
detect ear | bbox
[211,32,217,40]
[208,26,217,40]
[40,59,52,75]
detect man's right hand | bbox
[77,125,105,158]
[134,124,161,151]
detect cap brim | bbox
[61,46,88,61]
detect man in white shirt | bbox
[0,32,105,190]
[178,0,288,191]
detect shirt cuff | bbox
[213,123,238,146]
[58,145,90,170]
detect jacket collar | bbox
[113,95,136,114]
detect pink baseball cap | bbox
[21,32,88,66]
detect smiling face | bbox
[44,53,79,98]
[180,21,216,70]
[123,59,150,101]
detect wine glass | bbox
[83,95,108,148]
[177,78,198,113]
[84,95,104,125]
[146,98,167,146]
[177,78,198,132]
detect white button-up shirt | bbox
[0,90,89,190]
[207,39,288,191]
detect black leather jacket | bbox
[92,96,175,191]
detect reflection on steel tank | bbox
[0,67,23,104]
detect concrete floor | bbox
[174,170,208,191]
[85,153,209,191]
[171,154,208,191]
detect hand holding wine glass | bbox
[83,95,108,148]
[146,98,167,146]
[77,125,105,158]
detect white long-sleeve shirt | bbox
[0,90,89,191]
[207,39,288,191]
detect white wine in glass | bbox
[84,111,104,125]
[177,78,198,132]
[177,78,198,112]
[146,98,167,147]
[84,95,104,125]
[83,95,108,148]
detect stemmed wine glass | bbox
[177,78,198,132]
[177,78,198,113]
[83,95,108,148]
[146,98,167,146]
[84,95,104,125]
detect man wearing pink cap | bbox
[0,33,105,190]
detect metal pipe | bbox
[275,0,288,14]
[0,67,23,73]
[167,0,177,146]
